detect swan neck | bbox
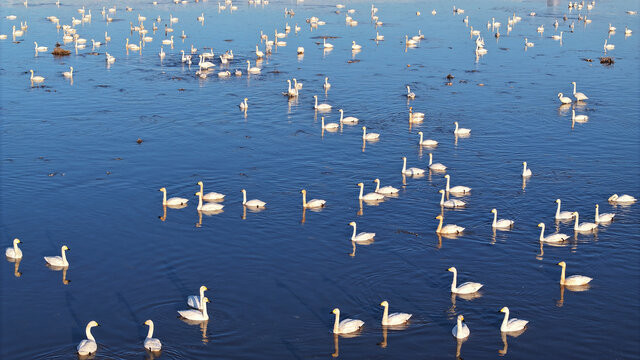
[595,206,599,219]
[402,158,407,173]
[147,322,154,338]
[446,177,450,191]
[201,299,208,319]
[382,304,389,323]
[86,324,95,341]
[61,248,67,264]
[573,83,577,94]
[539,224,545,241]
[560,266,566,284]
[493,211,498,226]
[450,269,457,291]
[419,132,423,143]
[362,128,366,139]
[374,181,380,192]
[456,317,462,337]
[302,191,307,206]
[437,217,443,233]
[574,213,579,230]
[333,312,340,333]
[14,241,19,252]
[501,310,509,330]
[556,202,561,217]
[358,184,364,199]
[440,191,445,205]
[429,153,433,166]
[242,191,247,204]
[197,192,203,210]
[351,224,357,240]
[162,190,167,205]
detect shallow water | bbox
[1,0,639,359]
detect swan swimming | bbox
[499,307,528,332]
[428,153,447,171]
[373,179,398,195]
[44,245,69,267]
[418,132,438,147]
[453,122,470,135]
[198,181,225,202]
[557,93,572,104]
[572,212,598,232]
[143,319,162,351]
[571,82,588,101]
[5,238,23,259]
[241,189,266,208]
[332,308,364,334]
[321,116,339,130]
[362,126,380,141]
[452,315,470,339]
[159,187,188,206]
[77,321,99,356]
[439,190,466,208]
[338,109,359,124]
[301,189,326,208]
[555,199,574,220]
[349,221,375,242]
[558,261,592,286]
[178,297,210,321]
[608,194,636,204]
[448,267,482,294]
[313,95,332,110]
[537,223,568,243]
[491,209,514,229]
[444,174,471,195]
[401,157,425,176]
[436,215,464,234]
[594,204,615,223]
[187,285,208,309]
[380,301,412,326]
[522,162,532,177]
[196,192,224,212]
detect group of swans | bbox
[332,301,412,335]
[559,82,589,103]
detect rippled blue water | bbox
[1,0,639,358]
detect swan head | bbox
[197,181,203,186]
[87,320,99,328]
[244,97,248,101]
[572,211,578,215]
[200,285,208,291]
[241,189,246,194]
[195,191,201,196]
[144,319,153,326]
[447,266,456,272]
[203,297,211,303]
[555,199,561,204]
[62,245,70,251]
[572,81,576,85]
[558,93,563,98]
[491,208,497,213]
[595,204,599,209]
[436,215,443,220]
[557,261,566,267]
[458,315,464,322]
[313,95,318,99]
[373,179,380,184]
[339,109,343,113]
[500,307,508,313]
[608,194,618,201]
[362,126,366,130]
[13,238,21,245]
[402,156,407,160]
[159,187,167,193]
[357,182,364,187]
[380,300,389,307]
[300,189,306,194]
[444,174,450,179]
[332,308,340,315]
[454,121,459,125]
[418,131,423,135]
[409,106,413,112]
[349,221,356,227]
[438,189,445,194]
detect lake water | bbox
[1,0,639,358]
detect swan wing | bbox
[187,295,201,309]
[202,202,224,211]
[354,232,375,242]
[77,339,97,355]
[338,318,364,333]
[167,197,188,206]
[429,163,447,171]
[564,275,592,286]
[452,323,470,338]
[596,213,615,222]
[144,337,162,351]
[455,281,482,294]
[441,225,465,234]
[495,219,514,228]
[542,233,568,243]
[363,192,385,201]
[307,199,326,208]
[178,309,206,320]
[386,312,412,325]
[246,199,266,208]
[505,318,529,331]
[44,256,65,266]
[377,186,398,194]
[556,211,574,220]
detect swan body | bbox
[375,31,384,41]
[351,41,362,50]
[572,212,597,232]
[44,245,69,267]
[439,190,466,208]
[555,199,574,220]
[557,93,572,104]
[537,25,544,32]
[409,107,425,123]
[338,109,358,124]
[161,36,173,45]
[500,307,528,332]
[323,38,333,48]
[198,181,225,202]
[199,55,215,70]
[491,209,514,229]
[444,174,471,195]
[453,122,470,135]
[418,132,438,147]
[187,285,207,310]
[241,189,266,208]
[246,61,261,74]
[285,80,298,97]
[608,194,636,204]
[538,223,569,243]
[524,38,534,47]
[558,261,592,286]
[159,187,188,206]
[571,82,588,101]
[452,315,470,339]
[178,297,210,321]
[143,320,162,351]
[552,31,563,40]
[321,116,339,130]
[428,153,446,171]
[436,215,465,234]
[625,26,632,35]
[5,238,23,259]
[77,321,99,355]
[448,267,482,294]
[374,179,398,195]
[196,192,224,211]
[572,110,589,122]
[362,126,379,141]
[380,301,411,326]
[349,221,375,242]
[522,161,532,177]
[595,204,615,223]
[239,98,248,110]
[301,189,326,208]
[332,308,364,334]
[401,157,424,176]
[604,39,615,50]
[313,95,331,110]
[218,70,231,78]
[29,70,45,83]
[297,46,305,54]
[358,182,385,201]
[105,53,116,63]
[34,42,48,52]
[323,77,331,90]
[255,45,264,58]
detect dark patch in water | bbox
[239,173,249,177]
[347,59,360,63]
[396,229,419,236]
[95,84,110,88]
[294,130,310,136]
[224,39,233,42]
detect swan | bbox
[412,30,424,41]
[448,267,482,293]
[453,122,470,135]
[362,126,380,141]
[297,46,305,54]
[452,315,469,339]
[439,189,466,208]
[436,215,465,234]
[187,285,208,310]
[380,301,411,326]
[161,36,173,45]
[323,38,333,48]
[301,189,326,208]
[332,308,364,334]
[239,98,248,110]
[241,189,266,208]
[470,26,480,36]
[29,70,45,83]
[126,39,141,51]
[500,307,528,332]
[285,80,298,97]
[552,31,563,40]
[143,320,162,351]
[180,50,192,63]
[159,47,165,59]
[491,209,514,229]
[571,82,588,101]
[105,53,116,63]
[418,132,438,147]
[178,297,210,321]
[321,116,339,130]
[197,12,205,22]
[428,153,447,171]
[522,161,532,177]
[45,245,69,267]
[492,17,501,28]
[159,187,188,206]
[349,221,375,242]
[255,45,264,58]
[375,31,384,41]
[247,61,261,74]
[558,261,592,286]
[608,23,616,32]
[604,39,614,50]
[572,212,597,232]
[12,26,24,37]
[537,223,569,243]
[197,181,225,202]
[196,192,224,211]
[199,56,215,70]
[608,194,637,204]
[351,41,362,50]
[234,69,242,76]
[409,107,425,123]
[444,174,471,195]
[405,85,416,99]
[572,110,589,122]
[557,93,572,104]
[524,38,534,47]
[537,25,544,32]
[339,109,358,124]
[373,179,398,195]
[358,182,385,201]
[475,44,487,55]
[34,42,48,52]
[555,199,574,220]
[59,66,73,78]
[218,70,231,78]
[323,77,331,90]
[92,39,102,47]
[401,156,425,176]
[405,35,418,46]
[5,238,23,259]
[594,204,615,223]
[625,26,632,35]
[77,321,99,355]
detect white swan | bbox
[524,38,534,47]
[199,55,215,70]
[537,25,544,32]
[285,80,298,97]
[34,42,48,52]
[358,182,385,201]
[428,153,446,171]
[338,109,358,124]
[499,307,528,332]
[349,221,375,242]
[178,297,210,321]
[625,26,632,35]
[5,238,23,259]
[522,161,532,177]
[198,181,225,202]
[77,321,99,355]
[239,98,248,110]
[418,132,438,147]
[45,245,69,267]
[159,47,165,59]
[491,209,514,229]
[161,35,173,46]
[439,190,466,208]
[452,315,470,339]
[470,26,480,36]
[557,93,572,104]
[297,46,305,54]
[332,308,364,334]
[594,204,615,223]
[241,189,266,208]
[453,122,470,135]
[187,285,208,309]
[351,41,362,50]
[401,156,424,176]
[448,267,482,294]
[301,189,326,208]
[405,35,418,46]
[571,82,588,101]
[444,174,471,195]
[558,261,592,286]
[406,85,415,99]
[608,194,636,204]
[29,70,45,83]
[572,109,589,123]
[159,187,188,206]
[555,199,574,220]
[537,223,569,243]
[143,319,162,351]
[572,212,597,232]
[552,31,563,40]
[380,301,411,326]
[374,179,398,195]
[409,107,425,121]
[321,116,339,130]
[323,38,333,48]
[246,60,261,74]
[362,126,380,141]
[375,31,384,41]
[60,66,74,78]
[196,192,224,211]
[604,39,615,50]
[436,215,465,234]
[314,95,332,110]
[323,77,331,90]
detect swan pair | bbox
[178,297,211,320]
[409,107,425,123]
[195,192,224,212]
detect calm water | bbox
[1,0,639,358]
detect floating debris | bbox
[51,43,70,56]
[136,138,143,144]
[599,56,615,65]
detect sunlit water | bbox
[1,0,639,358]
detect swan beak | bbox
[447,267,453,271]
[460,316,464,321]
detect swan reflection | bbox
[499,328,526,356]
[179,318,209,343]
[557,284,591,307]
